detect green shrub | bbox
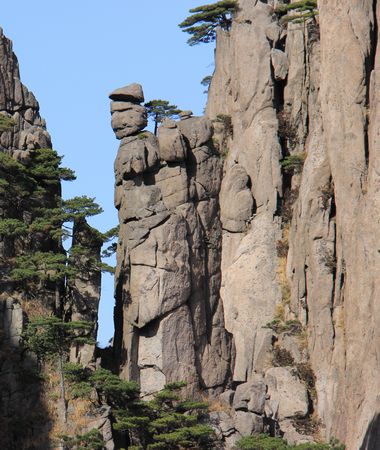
[281,154,306,174]
[275,0,318,25]
[234,434,344,450]
[0,114,16,132]
[0,218,28,237]
[60,429,104,450]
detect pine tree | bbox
[179,0,238,46]
[144,100,181,135]
[114,382,214,449]
[275,0,318,24]
[22,316,94,423]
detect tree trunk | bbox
[55,282,61,317]
[58,354,67,423]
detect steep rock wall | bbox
[208,0,380,449]
[0,28,106,449]
[112,1,380,448]
[111,85,232,397]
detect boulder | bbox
[271,49,289,80]
[220,164,254,232]
[219,389,235,407]
[234,410,263,435]
[111,104,147,139]
[209,411,236,438]
[265,367,309,420]
[109,83,144,103]
[178,116,213,148]
[179,110,193,119]
[233,376,266,414]
[157,123,187,162]
[114,135,158,181]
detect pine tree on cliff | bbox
[179,0,238,46]
[144,99,181,135]
[22,316,94,423]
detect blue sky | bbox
[1,1,214,346]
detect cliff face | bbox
[0,28,107,449]
[111,85,232,397]
[208,0,380,447]
[113,1,380,449]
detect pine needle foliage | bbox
[179,0,238,45]
[0,218,28,237]
[0,113,16,132]
[27,148,76,185]
[64,363,140,404]
[144,100,181,135]
[280,153,306,174]
[10,251,75,283]
[23,316,95,423]
[235,435,345,450]
[275,0,318,24]
[60,429,104,450]
[22,316,94,361]
[114,382,214,449]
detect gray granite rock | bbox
[109,83,144,103]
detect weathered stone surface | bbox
[233,376,266,414]
[178,116,213,148]
[271,48,289,80]
[280,419,315,445]
[209,411,236,438]
[129,214,191,327]
[219,389,235,407]
[234,410,263,435]
[220,164,254,232]
[87,406,115,450]
[110,1,380,449]
[161,304,198,392]
[113,83,231,396]
[179,110,193,119]
[221,213,281,382]
[157,123,187,162]
[265,22,281,43]
[265,367,309,420]
[0,298,23,347]
[114,134,158,181]
[109,83,144,103]
[156,163,189,209]
[111,104,147,139]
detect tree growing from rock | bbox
[144,100,181,135]
[179,0,238,46]
[22,316,94,423]
[275,0,318,24]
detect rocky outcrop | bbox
[110,2,380,450]
[207,0,380,449]
[0,28,106,449]
[111,84,232,397]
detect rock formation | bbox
[111,1,380,449]
[3,0,380,447]
[0,28,110,449]
[110,84,232,397]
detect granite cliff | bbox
[111,1,380,449]
[2,0,380,449]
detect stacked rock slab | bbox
[111,83,232,396]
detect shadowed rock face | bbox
[0,29,110,449]
[111,84,232,397]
